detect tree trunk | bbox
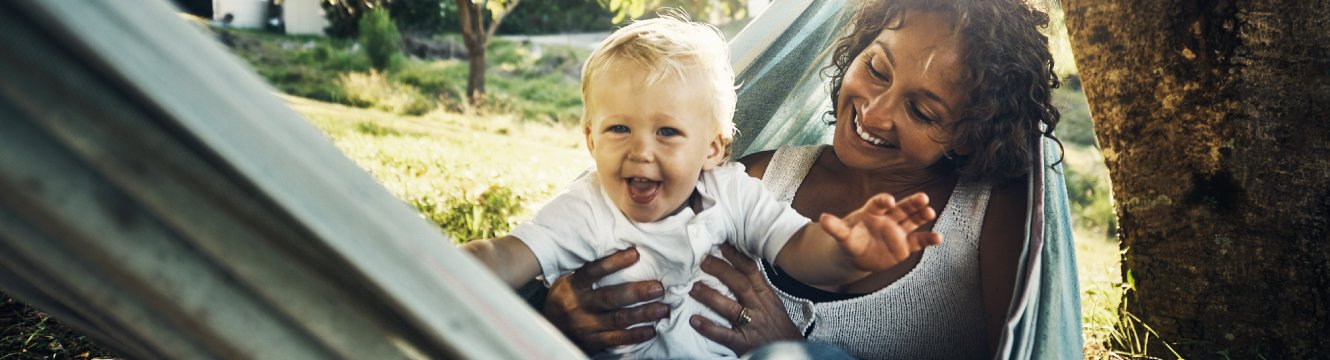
[456,0,486,107]
[454,0,519,108]
[467,41,487,105]
[1062,0,1330,358]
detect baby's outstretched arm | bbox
[774,193,940,286]
[461,236,542,289]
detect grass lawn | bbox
[282,94,592,241]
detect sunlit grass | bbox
[283,94,591,242]
[1067,145,1182,360]
[1064,143,1130,359]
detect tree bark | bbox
[1062,0,1330,358]
[466,43,487,105]
[454,0,519,107]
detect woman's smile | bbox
[851,107,898,149]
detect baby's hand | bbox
[819,193,941,272]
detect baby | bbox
[462,16,940,359]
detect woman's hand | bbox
[542,248,670,354]
[688,244,804,355]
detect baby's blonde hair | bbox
[580,12,738,158]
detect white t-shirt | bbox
[509,162,810,359]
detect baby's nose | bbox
[628,148,654,162]
[627,139,654,162]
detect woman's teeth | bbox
[854,114,891,147]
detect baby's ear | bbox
[701,134,726,170]
[583,125,594,153]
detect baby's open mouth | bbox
[852,109,898,149]
[627,177,660,204]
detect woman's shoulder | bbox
[980,176,1028,233]
[738,150,776,179]
[737,145,830,180]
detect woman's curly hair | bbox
[826,0,1063,186]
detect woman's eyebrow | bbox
[874,40,955,116]
[919,90,955,116]
[874,40,897,67]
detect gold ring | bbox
[734,307,752,327]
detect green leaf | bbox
[628,3,646,19]
[485,0,509,20]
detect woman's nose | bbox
[861,95,899,130]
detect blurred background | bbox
[0,0,1123,358]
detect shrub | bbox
[433,186,525,242]
[1064,145,1118,239]
[391,59,468,100]
[359,7,401,71]
[491,0,615,34]
[324,0,445,38]
[1053,86,1097,148]
[488,72,583,124]
[339,70,432,115]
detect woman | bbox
[540,0,1070,358]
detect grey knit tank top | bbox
[760,145,991,359]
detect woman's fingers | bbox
[715,244,788,319]
[542,248,666,353]
[689,315,742,349]
[691,281,755,353]
[563,248,665,312]
[690,281,744,321]
[717,243,761,277]
[567,248,641,290]
[700,255,755,305]
[689,259,805,355]
[583,281,666,313]
[579,323,657,350]
[706,244,776,307]
[704,244,806,354]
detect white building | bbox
[282,0,329,35]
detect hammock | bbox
[729,0,1084,359]
[0,0,1080,359]
[0,0,582,359]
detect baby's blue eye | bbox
[658,127,680,136]
[608,125,629,133]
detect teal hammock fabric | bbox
[729,1,1084,358]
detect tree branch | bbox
[454,0,475,46]
[484,0,522,42]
